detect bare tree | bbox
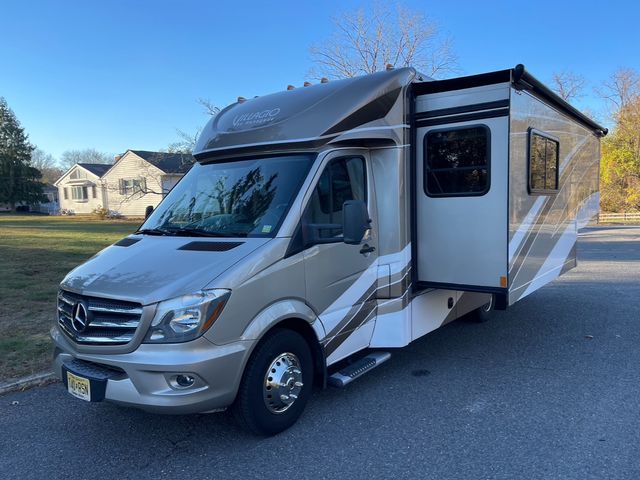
[550,71,586,102]
[167,129,201,154]
[31,147,64,184]
[197,98,221,117]
[596,67,640,110]
[60,148,112,169]
[309,3,457,79]
[166,99,219,154]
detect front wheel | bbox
[233,329,314,436]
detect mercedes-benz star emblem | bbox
[72,302,89,333]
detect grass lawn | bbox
[0,215,139,383]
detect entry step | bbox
[328,351,391,388]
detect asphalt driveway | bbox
[1,226,639,480]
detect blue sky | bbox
[1,0,637,160]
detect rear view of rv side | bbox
[52,65,606,435]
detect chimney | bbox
[114,154,123,162]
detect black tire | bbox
[233,329,314,436]
[471,295,494,323]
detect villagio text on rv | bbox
[52,64,606,435]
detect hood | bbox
[60,235,271,305]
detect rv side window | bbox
[306,156,366,239]
[424,125,490,197]
[529,130,559,193]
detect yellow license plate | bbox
[67,371,91,401]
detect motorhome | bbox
[52,64,606,435]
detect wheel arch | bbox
[240,299,327,388]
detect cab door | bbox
[301,150,378,365]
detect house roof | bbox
[129,150,195,174]
[77,163,112,177]
[53,162,113,186]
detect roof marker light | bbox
[237,96,246,103]
[303,81,312,87]
[320,77,329,84]
[287,85,295,90]
[386,64,394,71]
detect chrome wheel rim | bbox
[482,295,494,313]
[263,352,303,414]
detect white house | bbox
[54,150,194,216]
[54,163,111,214]
[101,150,193,216]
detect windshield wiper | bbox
[170,228,247,238]
[135,228,177,236]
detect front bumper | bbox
[51,326,252,414]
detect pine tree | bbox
[0,97,45,211]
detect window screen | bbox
[425,126,490,196]
[529,130,559,192]
[306,156,366,239]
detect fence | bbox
[598,212,640,223]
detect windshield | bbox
[141,154,314,238]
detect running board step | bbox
[328,352,391,388]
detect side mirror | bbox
[342,200,370,245]
[145,205,154,219]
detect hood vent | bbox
[115,238,141,247]
[178,241,243,252]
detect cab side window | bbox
[306,156,366,239]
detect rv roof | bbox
[193,67,418,160]
[193,64,606,161]
[413,64,607,136]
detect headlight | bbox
[143,289,230,344]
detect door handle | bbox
[359,244,376,255]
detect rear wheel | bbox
[471,295,494,323]
[233,329,313,436]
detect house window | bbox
[306,156,366,240]
[424,125,490,197]
[71,186,88,201]
[63,188,68,200]
[70,169,87,180]
[529,129,559,193]
[119,178,146,195]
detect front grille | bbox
[57,289,143,345]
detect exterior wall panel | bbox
[508,89,600,303]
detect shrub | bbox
[92,205,109,220]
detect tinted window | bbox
[425,126,490,196]
[142,154,314,238]
[529,131,559,192]
[307,156,366,238]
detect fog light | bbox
[171,374,196,389]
